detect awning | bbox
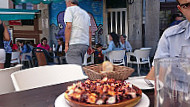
[12,0,63,4]
[0,8,40,21]
[11,0,83,4]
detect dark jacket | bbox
[56,43,65,56]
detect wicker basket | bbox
[83,64,134,80]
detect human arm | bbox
[145,66,155,80]
[89,26,92,47]
[3,23,10,41]
[49,48,52,52]
[126,41,132,52]
[64,22,72,53]
[102,41,113,54]
[87,26,93,54]
[36,44,42,51]
[47,45,52,52]
[64,7,73,53]
[21,45,28,54]
[37,44,41,48]
[145,31,170,80]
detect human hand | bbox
[49,48,53,52]
[87,46,94,55]
[65,45,69,53]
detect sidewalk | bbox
[129,64,150,77]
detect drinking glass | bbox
[154,57,190,107]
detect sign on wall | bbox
[9,20,22,25]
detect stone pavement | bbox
[128,64,150,77]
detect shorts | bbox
[66,44,88,66]
[0,49,5,63]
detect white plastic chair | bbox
[83,53,94,66]
[21,51,33,68]
[0,64,22,95]
[140,47,152,50]
[11,64,88,91]
[106,50,126,65]
[11,52,20,64]
[126,48,151,76]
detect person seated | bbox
[55,38,66,64]
[37,37,52,52]
[95,43,104,64]
[169,13,184,27]
[56,38,65,57]
[12,41,20,52]
[99,32,123,55]
[26,41,34,51]
[120,34,132,52]
[18,40,31,60]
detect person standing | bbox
[0,20,10,69]
[146,0,190,80]
[4,30,12,68]
[64,0,92,66]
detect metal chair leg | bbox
[28,60,31,68]
[148,61,151,70]
[137,64,141,76]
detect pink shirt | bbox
[37,44,50,51]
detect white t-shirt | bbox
[59,45,62,52]
[64,6,91,46]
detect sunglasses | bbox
[179,2,190,9]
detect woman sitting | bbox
[37,37,52,52]
[56,38,65,57]
[99,32,123,54]
[56,38,66,64]
[18,41,31,54]
[18,40,31,60]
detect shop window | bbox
[160,0,176,2]
[21,20,34,25]
[15,3,33,10]
[106,0,126,8]
[14,3,34,26]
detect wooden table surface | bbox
[0,79,154,107]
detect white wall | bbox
[0,0,9,8]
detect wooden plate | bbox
[64,86,142,107]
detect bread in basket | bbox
[83,62,134,80]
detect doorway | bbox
[107,8,128,35]
[104,0,128,44]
